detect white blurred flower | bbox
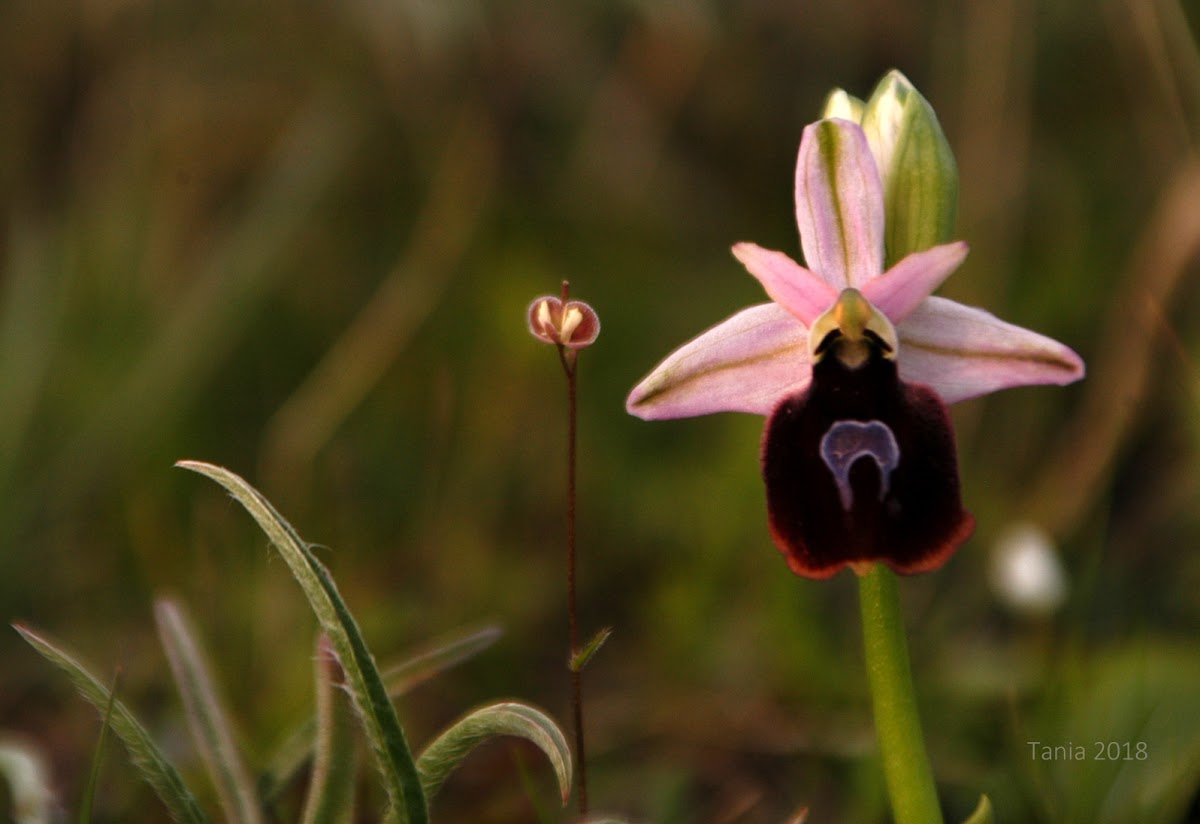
[990,522,1068,615]
[0,739,55,824]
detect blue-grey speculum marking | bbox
[819,420,900,511]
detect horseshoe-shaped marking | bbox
[819,420,900,511]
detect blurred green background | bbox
[2,1,1199,822]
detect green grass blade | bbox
[77,670,118,824]
[381,625,503,696]
[13,625,210,824]
[960,794,993,824]
[511,747,555,824]
[568,626,612,673]
[417,702,572,805]
[175,460,427,824]
[261,624,502,804]
[154,599,264,824]
[300,636,357,824]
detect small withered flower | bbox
[525,278,600,812]
[626,79,1083,579]
[528,286,600,350]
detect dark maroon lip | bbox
[762,346,973,579]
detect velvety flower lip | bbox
[626,119,1084,420]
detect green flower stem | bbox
[858,564,943,824]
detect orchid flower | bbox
[626,111,1083,580]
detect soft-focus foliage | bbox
[3,2,1200,822]
[18,468,573,824]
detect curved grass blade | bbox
[154,599,264,824]
[300,636,357,824]
[961,794,993,824]
[13,625,210,824]
[175,460,427,824]
[262,624,503,804]
[417,702,572,805]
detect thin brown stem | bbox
[556,282,588,814]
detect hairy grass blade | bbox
[262,624,502,803]
[417,702,571,805]
[14,625,210,824]
[175,460,427,824]
[154,599,263,824]
[300,635,357,824]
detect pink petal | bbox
[897,297,1086,403]
[861,241,969,322]
[626,303,811,420]
[731,242,838,325]
[795,119,885,290]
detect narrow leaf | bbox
[262,624,503,802]
[14,625,210,824]
[569,627,612,673]
[154,599,264,824]
[300,636,357,824]
[78,670,119,824]
[960,794,993,824]
[417,702,572,805]
[382,625,504,696]
[511,748,554,824]
[175,461,427,824]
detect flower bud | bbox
[860,70,958,265]
[820,88,865,122]
[527,294,600,349]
